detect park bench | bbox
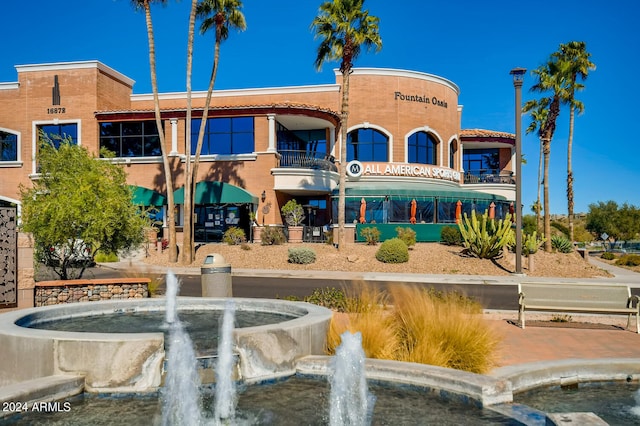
[518,282,640,333]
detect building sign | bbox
[394,91,448,108]
[47,75,66,114]
[347,160,461,182]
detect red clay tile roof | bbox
[460,129,515,139]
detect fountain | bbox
[329,332,375,426]
[161,272,203,425]
[2,271,640,424]
[213,299,237,423]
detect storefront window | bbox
[347,128,388,162]
[0,130,18,161]
[191,117,254,155]
[407,131,437,165]
[99,121,160,157]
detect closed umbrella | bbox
[455,200,462,224]
[410,199,417,224]
[359,198,366,224]
[509,202,515,222]
[489,202,495,219]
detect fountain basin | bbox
[0,297,332,392]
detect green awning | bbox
[174,181,259,205]
[130,185,166,206]
[332,182,507,202]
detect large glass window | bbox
[463,148,500,177]
[277,124,327,154]
[99,121,160,157]
[408,131,437,165]
[0,130,18,161]
[38,123,78,148]
[192,117,254,155]
[347,128,388,162]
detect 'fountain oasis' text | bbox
[394,91,448,108]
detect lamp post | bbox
[510,67,526,275]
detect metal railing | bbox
[277,150,338,172]
[464,171,515,185]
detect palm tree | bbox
[180,0,246,264]
[527,59,569,252]
[131,0,179,263]
[523,99,549,234]
[553,41,595,242]
[311,0,382,251]
[182,0,198,265]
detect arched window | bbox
[347,128,388,162]
[408,131,437,165]
[449,139,458,169]
[0,130,18,162]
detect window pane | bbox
[122,122,142,136]
[233,133,254,154]
[211,118,231,133]
[100,137,119,156]
[144,136,161,156]
[232,117,253,132]
[0,131,17,161]
[123,137,143,157]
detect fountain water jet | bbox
[329,331,375,426]
[631,389,640,417]
[161,272,202,426]
[214,299,237,423]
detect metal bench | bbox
[518,282,640,332]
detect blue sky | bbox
[2,0,638,214]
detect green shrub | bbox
[375,238,409,263]
[615,254,640,267]
[94,250,118,263]
[288,247,317,264]
[601,251,615,260]
[458,210,514,259]
[551,235,573,253]
[396,227,416,249]
[304,287,347,312]
[360,226,381,245]
[222,226,246,245]
[260,225,286,245]
[551,221,570,237]
[441,226,463,246]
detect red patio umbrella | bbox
[455,200,462,224]
[489,202,495,219]
[410,199,417,224]
[359,198,367,223]
[509,202,515,222]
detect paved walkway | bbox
[104,251,640,372]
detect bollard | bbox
[201,253,232,297]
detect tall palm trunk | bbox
[192,18,224,240]
[536,137,543,232]
[182,0,198,265]
[143,2,178,262]
[542,138,551,251]
[566,104,576,242]
[337,68,351,251]
[540,97,560,252]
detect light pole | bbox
[510,67,526,275]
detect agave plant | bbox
[458,210,514,259]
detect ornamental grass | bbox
[326,283,501,374]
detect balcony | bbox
[276,150,338,172]
[464,170,514,185]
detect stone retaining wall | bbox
[34,278,150,307]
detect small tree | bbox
[20,139,147,279]
[281,199,305,226]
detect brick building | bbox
[0,61,516,242]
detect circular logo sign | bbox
[346,160,363,178]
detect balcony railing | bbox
[277,150,338,172]
[464,170,515,185]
